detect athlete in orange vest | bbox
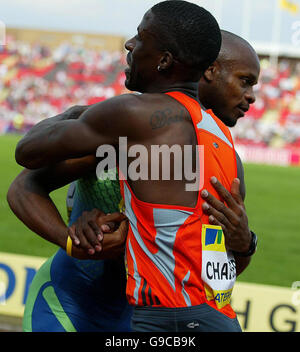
[15,1,259,331]
[9,29,259,332]
[121,90,237,313]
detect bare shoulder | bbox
[79,93,153,125]
[94,92,177,114]
[80,93,141,121]
[74,93,144,138]
[78,92,187,142]
[127,93,191,136]
[100,92,169,115]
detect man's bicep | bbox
[9,155,96,196]
[55,98,133,160]
[35,156,98,192]
[70,100,131,151]
[78,94,143,142]
[18,118,110,168]
[59,119,110,157]
[16,94,137,169]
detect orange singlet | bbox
[120,92,238,319]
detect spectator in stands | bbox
[1,35,300,148]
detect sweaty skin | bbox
[14,23,259,264]
[15,11,206,211]
[8,3,258,333]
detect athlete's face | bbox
[124,10,163,93]
[209,52,260,127]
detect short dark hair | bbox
[151,0,221,73]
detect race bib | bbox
[201,224,236,309]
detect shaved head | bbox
[217,30,259,67]
[198,30,260,127]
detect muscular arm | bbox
[14,96,253,270]
[11,97,122,248]
[15,95,137,169]
[7,156,97,250]
[7,155,128,259]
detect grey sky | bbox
[0,0,299,55]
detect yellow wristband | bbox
[66,236,73,257]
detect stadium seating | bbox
[0,36,126,134]
[232,58,300,149]
[0,36,300,151]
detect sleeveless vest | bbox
[120,92,237,318]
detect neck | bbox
[198,83,213,109]
[145,81,199,100]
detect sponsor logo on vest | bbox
[206,259,236,281]
[201,224,236,309]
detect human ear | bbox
[158,51,173,71]
[203,63,217,82]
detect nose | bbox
[245,87,256,105]
[125,37,135,52]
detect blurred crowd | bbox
[0,37,300,150]
[0,36,126,133]
[232,59,300,149]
